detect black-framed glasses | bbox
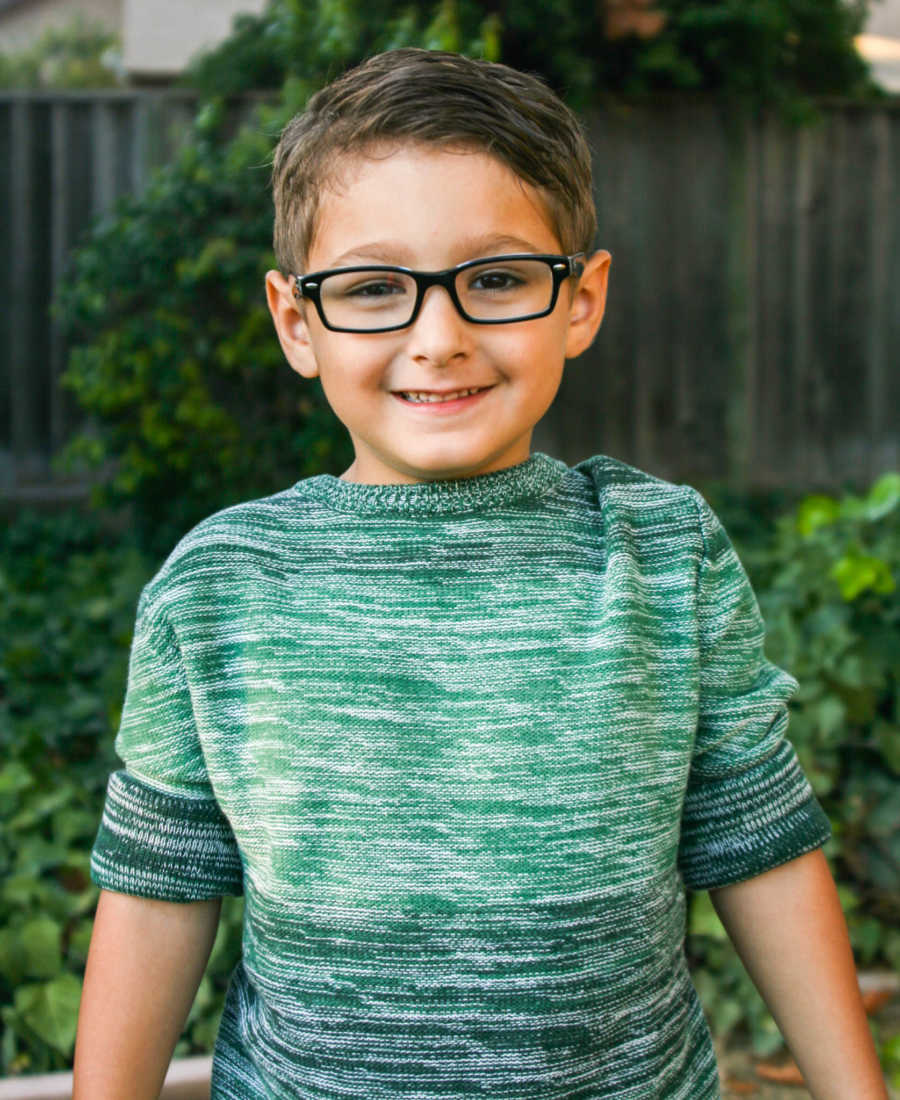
[291,252,586,333]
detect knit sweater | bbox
[91,451,831,1099]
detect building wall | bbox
[122,0,266,79]
[0,0,122,51]
[867,0,900,38]
[860,0,900,91]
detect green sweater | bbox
[91,451,830,1099]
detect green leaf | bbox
[796,494,840,536]
[0,927,25,985]
[688,892,728,940]
[883,930,900,973]
[82,597,113,621]
[2,873,56,909]
[7,785,78,832]
[12,835,68,877]
[14,973,82,1055]
[1,1008,20,1071]
[19,917,63,979]
[879,1031,900,1071]
[711,995,744,1038]
[867,794,900,840]
[862,472,900,521]
[66,919,95,966]
[874,721,900,775]
[0,761,35,797]
[828,553,895,601]
[52,808,100,848]
[809,695,847,745]
[851,916,885,963]
[0,760,35,816]
[749,1013,785,1058]
[836,884,859,913]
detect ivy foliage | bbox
[186,0,877,115]
[56,109,353,558]
[55,0,500,557]
[0,510,148,1073]
[0,508,245,1076]
[749,474,900,924]
[688,472,900,1074]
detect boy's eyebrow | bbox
[322,235,549,270]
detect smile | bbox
[393,387,494,411]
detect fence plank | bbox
[0,101,11,486]
[830,109,875,483]
[867,109,899,478]
[8,99,42,485]
[756,113,795,486]
[733,114,759,488]
[50,101,69,457]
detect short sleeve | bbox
[90,588,243,901]
[677,492,831,891]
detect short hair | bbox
[271,49,597,274]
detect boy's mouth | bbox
[394,386,493,405]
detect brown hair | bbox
[271,49,597,274]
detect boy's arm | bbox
[73,888,222,1100]
[709,848,888,1100]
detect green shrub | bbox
[56,112,353,558]
[0,509,149,1073]
[55,0,501,558]
[689,471,900,1058]
[745,473,900,925]
[186,0,877,116]
[0,15,122,89]
[0,509,245,1075]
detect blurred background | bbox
[1,2,898,1096]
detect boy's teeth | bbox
[402,388,484,403]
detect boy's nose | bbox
[407,285,473,362]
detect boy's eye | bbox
[343,276,409,299]
[468,270,525,293]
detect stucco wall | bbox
[867,0,900,38]
[860,0,900,92]
[122,0,266,78]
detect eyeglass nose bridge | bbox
[405,267,471,327]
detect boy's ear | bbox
[265,270,320,379]
[564,249,611,360]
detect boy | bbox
[74,49,888,1099]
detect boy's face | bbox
[266,144,610,484]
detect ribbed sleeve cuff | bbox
[91,770,244,900]
[678,741,832,891]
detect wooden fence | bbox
[538,97,900,491]
[0,89,266,503]
[2,91,899,503]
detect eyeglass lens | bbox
[318,258,555,330]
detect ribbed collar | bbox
[297,452,566,517]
